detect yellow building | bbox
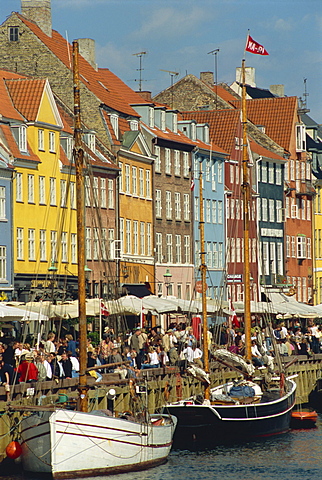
[117,131,155,293]
[314,182,322,304]
[3,73,79,302]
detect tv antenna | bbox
[160,69,179,108]
[133,51,147,91]
[208,48,219,109]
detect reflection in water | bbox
[2,415,322,480]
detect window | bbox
[194,157,199,177]
[184,235,190,263]
[165,148,171,175]
[93,228,99,260]
[39,176,45,205]
[27,174,34,203]
[291,236,296,257]
[262,242,269,275]
[85,177,90,206]
[235,199,240,220]
[301,162,306,183]
[9,26,19,42]
[276,164,282,185]
[270,242,276,274]
[166,234,173,263]
[145,170,151,198]
[205,159,210,181]
[133,221,138,255]
[50,231,57,263]
[39,230,46,261]
[140,222,145,256]
[126,220,131,254]
[262,197,268,221]
[125,164,130,194]
[86,228,92,260]
[207,242,212,267]
[61,232,68,262]
[18,125,27,152]
[194,197,199,221]
[17,228,24,260]
[139,168,144,196]
[38,129,44,150]
[50,178,56,206]
[285,197,290,218]
[307,199,311,221]
[261,162,267,183]
[132,167,137,196]
[0,187,5,219]
[268,164,274,183]
[119,218,124,255]
[110,114,119,136]
[252,238,256,263]
[269,199,275,222]
[49,131,55,152]
[101,178,108,208]
[86,133,96,151]
[154,146,161,173]
[206,199,211,223]
[93,177,99,203]
[147,223,152,256]
[195,240,200,266]
[107,229,114,259]
[16,173,23,202]
[296,124,306,152]
[297,236,306,259]
[107,179,113,208]
[175,192,181,220]
[307,237,312,259]
[183,152,189,177]
[231,238,236,263]
[28,229,35,261]
[149,107,154,128]
[118,162,123,193]
[60,179,67,207]
[236,238,241,263]
[218,243,223,268]
[212,200,217,223]
[175,235,182,263]
[166,191,172,219]
[231,198,235,219]
[184,194,190,221]
[156,190,162,217]
[286,236,290,257]
[230,164,234,184]
[156,233,162,263]
[218,201,223,224]
[70,182,75,209]
[218,161,223,183]
[211,163,216,191]
[277,243,283,275]
[212,242,218,268]
[291,201,298,219]
[0,246,6,280]
[290,159,295,181]
[174,150,180,176]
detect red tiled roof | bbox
[5,78,46,121]
[249,139,285,161]
[181,109,241,155]
[16,13,139,118]
[0,71,26,121]
[231,96,298,151]
[98,68,151,106]
[0,124,41,163]
[207,84,237,104]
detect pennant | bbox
[101,301,109,316]
[229,298,240,328]
[245,35,269,56]
[190,178,195,191]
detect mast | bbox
[241,58,252,360]
[73,41,88,412]
[199,165,210,399]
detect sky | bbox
[2,0,322,121]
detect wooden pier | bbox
[1,355,321,463]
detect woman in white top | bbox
[141,346,160,369]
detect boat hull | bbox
[20,409,177,478]
[165,380,296,449]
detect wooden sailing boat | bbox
[164,58,296,449]
[19,41,176,479]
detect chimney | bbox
[76,38,97,70]
[236,66,256,87]
[270,84,285,97]
[21,0,52,37]
[200,72,214,86]
[137,91,152,101]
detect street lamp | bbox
[84,265,92,297]
[163,268,172,297]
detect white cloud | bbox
[273,18,293,31]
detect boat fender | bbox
[6,441,22,460]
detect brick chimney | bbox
[21,0,52,37]
[270,84,285,97]
[200,72,214,86]
[137,91,152,101]
[76,38,97,70]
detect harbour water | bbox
[2,414,322,480]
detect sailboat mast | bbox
[73,41,88,412]
[241,58,252,360]
[199,166,210,399]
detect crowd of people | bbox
[0,318,321,398]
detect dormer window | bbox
[191,122,196,141]
[8,27,19,42]
[149,107,154,128]
[173,113,178,133]
[61,136,73,160]
[110,114,119,137]
[88,133,95,151]
[129,120,138,131]
[296,124,306,152]
[17,125,27,153]
[161,110,166,131]
[204,125,209,144]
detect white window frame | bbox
[0,246,6,281]
[175,192,181,220]
[38,129,44,151]
[28,229,35,261]
[166,191,172,219]
[61,232,68,262]
[51,231,57,263]
[297,236,306,259]
[183,152,189,177]
[126,219,131,254]
[165,148,171,175]
[133,221,138,255]
[156,189,162,218]
[262,241,269,275]
[17,228,24,260]
[184,235,190,264]
[296,124,306,152]
[16,172,23,202]
[27,174,34,203]
[49,131,55,153]
[60,179,67,208]
[175,235,182,263]
[139,168,144,197]
[39,176,45,205]
[140,222,145,256]
[217,201,223,224]
[0,187,5,219]
[145,170,151,199]
[184,194,190,221]
[50,177,56,206]
[132,166,137,196]
[39,229,46,262]
[154,145,161,173]
[125,164,130,194]
[156,232,162,263]
[147,223,152,256]
[166,234,173,263]
[86,227,92,260]
[174,150,180,176]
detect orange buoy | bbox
[291,411,318,422]
[6,441,22,459]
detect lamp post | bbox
[84,265,92,297]
[163,268,172,297]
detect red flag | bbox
[230,298,240,328]
[101,301,109,316]
[190,178,195,191]
[245,35,269,56]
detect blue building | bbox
[0,156,14,300]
